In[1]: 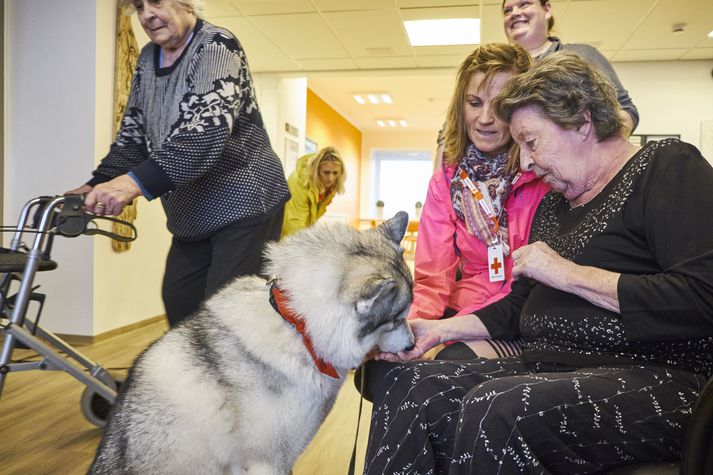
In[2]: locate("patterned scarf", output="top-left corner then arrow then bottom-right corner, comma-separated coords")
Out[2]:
450,143 -> 514,255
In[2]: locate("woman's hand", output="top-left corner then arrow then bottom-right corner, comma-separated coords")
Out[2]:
83,174 -> 143,216
511,241 -> 575,289
374,318 -> 445,362
65,184 -> 94,196
512,240 -> 621,313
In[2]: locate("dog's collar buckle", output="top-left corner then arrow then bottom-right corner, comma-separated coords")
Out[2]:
268,280 -> 339,379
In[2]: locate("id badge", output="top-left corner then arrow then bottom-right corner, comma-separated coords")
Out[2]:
488,244 -> 505,282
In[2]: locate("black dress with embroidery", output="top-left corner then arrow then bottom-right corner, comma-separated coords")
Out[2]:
478,138 -> 713,377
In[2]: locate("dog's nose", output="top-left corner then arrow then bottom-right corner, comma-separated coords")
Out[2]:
404,343 -> 415,352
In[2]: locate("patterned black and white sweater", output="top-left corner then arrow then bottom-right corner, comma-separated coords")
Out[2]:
89,20 -> 290,240
478,139 -> 713,377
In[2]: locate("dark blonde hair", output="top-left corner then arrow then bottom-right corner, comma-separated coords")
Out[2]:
120,0 -> 206,19
493,52 -> 625,140
309,147 -> 346,195
443,43 -> 532,167
502,0 -> 555,32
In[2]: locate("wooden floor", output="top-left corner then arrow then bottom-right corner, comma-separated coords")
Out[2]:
0,319 -> 372,475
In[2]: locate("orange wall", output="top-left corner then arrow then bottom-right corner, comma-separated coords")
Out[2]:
306,88 -> 362,226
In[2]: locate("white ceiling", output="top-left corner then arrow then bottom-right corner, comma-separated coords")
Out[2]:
202,0 -> 713,131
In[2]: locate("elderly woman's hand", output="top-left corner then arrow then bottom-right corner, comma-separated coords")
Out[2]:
84,174 -> 143,216
374,318 -> 444,362
65,184 -> 94,196
511,241 -> 576,289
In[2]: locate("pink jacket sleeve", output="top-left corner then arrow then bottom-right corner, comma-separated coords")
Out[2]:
408,165 -> 459,320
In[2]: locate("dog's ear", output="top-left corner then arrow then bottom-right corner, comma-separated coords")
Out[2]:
356,278 -> 397,318
378,211 -> 409,244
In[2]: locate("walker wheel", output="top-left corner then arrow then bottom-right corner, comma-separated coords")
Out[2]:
80,374 -> 124,428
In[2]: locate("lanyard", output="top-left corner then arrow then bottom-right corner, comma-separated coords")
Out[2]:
458,170 -> 500,232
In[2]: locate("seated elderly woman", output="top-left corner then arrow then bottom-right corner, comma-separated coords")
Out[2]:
361,53 -> 713,474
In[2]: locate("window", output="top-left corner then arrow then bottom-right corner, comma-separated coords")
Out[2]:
372,150 -> 432,220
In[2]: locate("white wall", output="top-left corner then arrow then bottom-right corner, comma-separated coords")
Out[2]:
5,0 -> 97,335
254,74 -> 307,174
252,74 -> 280,149
616,60 -> 713,160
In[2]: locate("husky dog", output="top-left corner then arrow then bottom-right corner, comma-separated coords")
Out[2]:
89,212 -> 414,475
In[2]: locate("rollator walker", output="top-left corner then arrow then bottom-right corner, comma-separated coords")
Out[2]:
0,194 -> 137,427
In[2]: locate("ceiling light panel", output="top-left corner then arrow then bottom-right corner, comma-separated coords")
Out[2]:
377,118 -> 408,128
353,92 -> 394,104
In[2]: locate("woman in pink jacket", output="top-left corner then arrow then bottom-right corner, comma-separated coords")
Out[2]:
409,43 -> 550,359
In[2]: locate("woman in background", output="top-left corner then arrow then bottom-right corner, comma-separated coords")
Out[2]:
281,146 -> 346,238
408,43 -> 549,359
502,0 -> 639,133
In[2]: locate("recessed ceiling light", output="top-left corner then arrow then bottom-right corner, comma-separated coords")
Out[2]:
355,92 -> 394,105
709,30 -> 713,38
404,18 -> 480,47
377,118 -> 408,128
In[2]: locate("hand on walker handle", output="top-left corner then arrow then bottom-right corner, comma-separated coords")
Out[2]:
65,184 -> 94,197
81,174 -> 143,216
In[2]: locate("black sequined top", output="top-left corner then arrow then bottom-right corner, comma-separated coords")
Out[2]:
478,139 -> 713,377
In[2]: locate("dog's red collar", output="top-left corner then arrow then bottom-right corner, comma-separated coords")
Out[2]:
269,281 -> 339,379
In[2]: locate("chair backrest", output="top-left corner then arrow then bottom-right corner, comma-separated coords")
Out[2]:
681,374 -> 713,475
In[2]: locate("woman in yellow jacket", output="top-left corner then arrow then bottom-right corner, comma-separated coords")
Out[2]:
281,146 -> 346,237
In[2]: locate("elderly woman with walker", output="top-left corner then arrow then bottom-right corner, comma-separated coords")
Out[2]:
68,0 -> 290,327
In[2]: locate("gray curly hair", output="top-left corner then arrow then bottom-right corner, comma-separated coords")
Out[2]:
119,0 -> 206,19
493,52 -> 624,140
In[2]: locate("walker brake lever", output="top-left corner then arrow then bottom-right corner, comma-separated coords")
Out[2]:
56,194 -> 88,237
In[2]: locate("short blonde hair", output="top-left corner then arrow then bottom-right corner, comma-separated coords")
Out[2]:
309,147 -> 346,195
443,43 -> 532,166
120,0 -> 206,19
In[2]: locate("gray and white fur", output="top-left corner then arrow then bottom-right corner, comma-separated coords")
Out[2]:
89,212 -> 414,475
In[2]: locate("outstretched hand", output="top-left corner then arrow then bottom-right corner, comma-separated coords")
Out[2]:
374,318 -> 444,362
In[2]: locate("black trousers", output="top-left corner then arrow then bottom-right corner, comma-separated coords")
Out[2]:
162,208 -> 284,326
362,358 -> 706,474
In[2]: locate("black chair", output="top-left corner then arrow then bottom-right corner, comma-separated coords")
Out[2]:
607,374 -> 713,475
